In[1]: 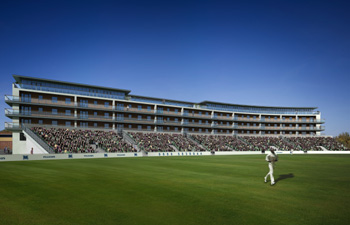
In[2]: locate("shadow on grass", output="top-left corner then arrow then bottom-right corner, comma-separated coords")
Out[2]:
276,173 -> 294,183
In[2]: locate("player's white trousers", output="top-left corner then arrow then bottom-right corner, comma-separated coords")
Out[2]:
265,163 -> 275,184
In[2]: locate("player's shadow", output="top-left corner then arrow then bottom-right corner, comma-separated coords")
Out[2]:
275,173 -> 294,183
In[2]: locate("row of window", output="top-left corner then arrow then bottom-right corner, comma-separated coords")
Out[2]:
21,79 -> 125,99
206,103 -> 315,115
19,94 -> 319,121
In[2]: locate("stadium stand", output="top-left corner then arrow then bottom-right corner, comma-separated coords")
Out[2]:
28,127 -> 347,154
32,127 -> 137,153
129,132 -> 205,152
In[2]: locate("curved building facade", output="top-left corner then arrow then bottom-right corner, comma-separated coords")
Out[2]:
5,75 -> 325,151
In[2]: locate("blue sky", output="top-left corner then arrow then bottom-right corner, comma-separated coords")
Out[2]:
0,0 -> 349,136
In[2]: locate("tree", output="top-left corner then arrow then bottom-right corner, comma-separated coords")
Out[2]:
336,132 -> 350,149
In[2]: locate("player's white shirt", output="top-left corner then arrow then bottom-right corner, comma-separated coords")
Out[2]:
265,151 -> 278,164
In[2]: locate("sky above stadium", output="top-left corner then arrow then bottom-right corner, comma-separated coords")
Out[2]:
0,0 -> 349,136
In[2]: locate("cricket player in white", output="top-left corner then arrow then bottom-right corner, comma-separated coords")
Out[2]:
264,148 -> 278,185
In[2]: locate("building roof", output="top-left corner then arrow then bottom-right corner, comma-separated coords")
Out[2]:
13,74 -> 131,94
199,101 -> 317,110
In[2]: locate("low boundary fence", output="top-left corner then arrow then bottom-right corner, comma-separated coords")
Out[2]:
1,151 -> 350,162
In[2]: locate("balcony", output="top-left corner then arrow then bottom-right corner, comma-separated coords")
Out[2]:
234,116 -> 325,124
182,122 -> 212,128
155,120 -> 181,126
118,118 -> 155,124
156,110 -> 181,116
5,122 -> 22,131
233,125 -> 325,131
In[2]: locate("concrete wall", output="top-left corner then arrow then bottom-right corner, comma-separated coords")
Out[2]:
12,132 -> 27,154
24,130 -> 48,154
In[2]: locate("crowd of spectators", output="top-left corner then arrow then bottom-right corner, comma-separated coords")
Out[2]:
238,136 -> 295,151
284,137 -> 347,151
192,135 -> 234,151
32,127 -> 136,153
192,135 -> 346,151
129,132 -> 204,152
31,127 -> 347,153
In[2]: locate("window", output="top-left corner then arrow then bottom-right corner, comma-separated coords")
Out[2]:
117,103 -> 124,111
66,121 -> 71,126
147,126 -> 151,131
104,123 -> 109,128
38,120 -> 43,125
129,125 -> 132,129
147,106 -> 151,111
147,116 -> 151,121
52,109 -> 58,115
138,115 -> 142,120
80,99 -> 88,107
65,98 -> 71,104
21,93 -> 31,102
52,97 -> 58,103
129,114 -> 132,118
80,122 -> 88,127
38,107 -> 43,112
94,123 -> 97,127
175,118 -> 178,123
94,112 -> 97,117
80,111 -> 88,119
138,105 -> 142,110
65,110 -> 71,116
138,125 -> 142,130
117,114 -> 124,121
175,127 -> 178,131
104,102 -> 109,108
175,109 -> 178,113
199,120 -> 202,124
38,95 -> 43,101
104,113 -> 109,118
94,101 -> 97,105
52,120 -> 58,126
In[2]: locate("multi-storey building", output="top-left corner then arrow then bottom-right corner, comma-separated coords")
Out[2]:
5,75 -> 325,152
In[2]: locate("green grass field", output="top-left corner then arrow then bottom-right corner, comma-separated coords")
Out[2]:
0,154 -> 349,225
